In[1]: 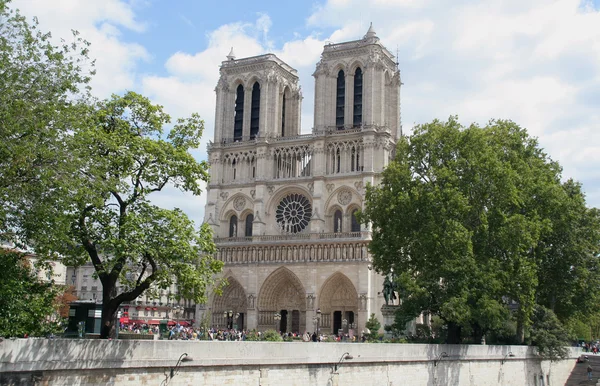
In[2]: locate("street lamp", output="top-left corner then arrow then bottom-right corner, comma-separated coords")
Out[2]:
333,352 -> 353,373
223,310 -> 234,329
274,312 -> 281,331
434,352 -> 448,366
312,308 -> 322,338
160,353 -> 193,386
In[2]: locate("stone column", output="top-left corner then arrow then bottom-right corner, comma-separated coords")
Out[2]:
243,86 -> 252,139
214,86 -> 226,143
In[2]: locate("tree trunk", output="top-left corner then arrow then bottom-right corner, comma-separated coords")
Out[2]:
446,322 -> 462,344
516,306 -> 526,344
100,283 -> 118,339
472,323 -> 484,344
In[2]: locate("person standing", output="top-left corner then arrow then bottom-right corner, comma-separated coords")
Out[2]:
588,364 -> 593,381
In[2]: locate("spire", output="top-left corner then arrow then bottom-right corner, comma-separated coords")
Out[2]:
364,22 -> 376,39
226,47 -> 236,61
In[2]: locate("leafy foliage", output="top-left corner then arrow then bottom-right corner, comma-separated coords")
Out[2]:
365,313 -> 381,341
262,329 -> 284,342
0,0 -> 93,238
0,250 -> 63,337
0,1 -> 223,339
362,117 -> 600,346
528,305 -> 571,360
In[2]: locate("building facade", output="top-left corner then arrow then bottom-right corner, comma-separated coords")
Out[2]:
198,25 -> 402,334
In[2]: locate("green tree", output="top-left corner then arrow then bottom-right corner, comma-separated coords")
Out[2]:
0,250 -> 63,337
365,313 -> 381,341
0,0 -> 93,237
263,329 -> 284,341
362,117 -> 600,344
24,92 -> 224,338
529,305 -> 571,360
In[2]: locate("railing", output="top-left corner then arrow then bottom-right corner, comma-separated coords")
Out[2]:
221,53 -> 298,75
215,231 -> 370,244
214,240 -> 371,265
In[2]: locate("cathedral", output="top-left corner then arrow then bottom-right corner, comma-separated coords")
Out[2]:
197,24 -> 402,335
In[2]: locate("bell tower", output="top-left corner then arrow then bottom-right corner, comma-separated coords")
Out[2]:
313,23 -> 401,139
213,50 -> 302,145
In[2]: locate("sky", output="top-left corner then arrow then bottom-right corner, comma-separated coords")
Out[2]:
11,0 -> 600,226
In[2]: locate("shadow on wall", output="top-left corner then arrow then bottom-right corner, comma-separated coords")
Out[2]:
426,344 -> 469,386
0,338 -> 141,371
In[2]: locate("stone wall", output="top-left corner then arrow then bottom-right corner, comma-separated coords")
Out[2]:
0,339 -> 579,386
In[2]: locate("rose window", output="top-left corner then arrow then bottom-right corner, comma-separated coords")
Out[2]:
276,193 -> 312,233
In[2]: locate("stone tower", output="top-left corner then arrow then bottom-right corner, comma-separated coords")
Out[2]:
199,25 -> 404,335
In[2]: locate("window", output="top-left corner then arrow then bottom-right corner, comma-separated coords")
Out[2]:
245,214 -> 254,237
281,93 -> 286,136
336,70 -> 345,129
250,82 -> 260,139
229,215 -> 238,237
351,209 -> 360,232
276,193 -> 312,234
353,68 -> 363,126
232,159 -> 237,180
334,210 -> 343,233
234,85 -> 244,140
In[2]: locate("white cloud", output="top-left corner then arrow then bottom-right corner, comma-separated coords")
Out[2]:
13,0 -> 600,220
306,0 -> 600,206
12,0 -> 149,98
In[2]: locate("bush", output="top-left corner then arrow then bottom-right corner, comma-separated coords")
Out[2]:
365,313 -> 381,341
262,329 -> 283,342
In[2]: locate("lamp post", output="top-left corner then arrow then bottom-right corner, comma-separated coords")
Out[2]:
333,352 -> 353,373
222,310 -> 234,329
312,308 -> 322,338
274,312 -> 281,331
160,353 -> 193,386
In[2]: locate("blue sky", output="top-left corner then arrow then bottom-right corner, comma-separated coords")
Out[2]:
12,0 -> 600,226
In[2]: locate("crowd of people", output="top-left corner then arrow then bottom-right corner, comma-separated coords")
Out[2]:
118,322 -> 366,342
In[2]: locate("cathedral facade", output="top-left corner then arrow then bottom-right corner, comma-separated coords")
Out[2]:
198,25 -> 402,335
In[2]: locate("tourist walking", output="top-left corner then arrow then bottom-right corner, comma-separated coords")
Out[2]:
587,364 -> 593,381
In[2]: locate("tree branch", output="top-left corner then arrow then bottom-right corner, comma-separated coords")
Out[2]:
78,204 -> 105,280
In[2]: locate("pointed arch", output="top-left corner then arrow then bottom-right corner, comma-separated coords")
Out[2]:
318,272 -> 359,333
353,67 -> 363,126
234,84 -> 244,140
229,215 -> 238,237
334,210 -> 343,233
258,267 -> 306,311
336,69 -> 345,129
281,86 -> 291,137
250,81 -> 260,139
211,276 -> 248,328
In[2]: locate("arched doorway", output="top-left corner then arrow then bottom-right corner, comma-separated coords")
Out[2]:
258,267 -> 306,333
212,276 -> 247,330
319,272 -> 359,335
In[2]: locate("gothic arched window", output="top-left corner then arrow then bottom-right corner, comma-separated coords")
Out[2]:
334,210 -> 343,233
281,93 -> 286,137
245,214 -> 254,237
353,67 -> 363,126
234,85 -> 244,140
336,70 -> 345,129
250,82 -> 260,139
229,215 -> 238,237
351,209 -> 360,232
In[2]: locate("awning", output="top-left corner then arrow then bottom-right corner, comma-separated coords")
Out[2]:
179,321 -> 191,327
147,319 -> 161,325
119,317 -> 130,324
